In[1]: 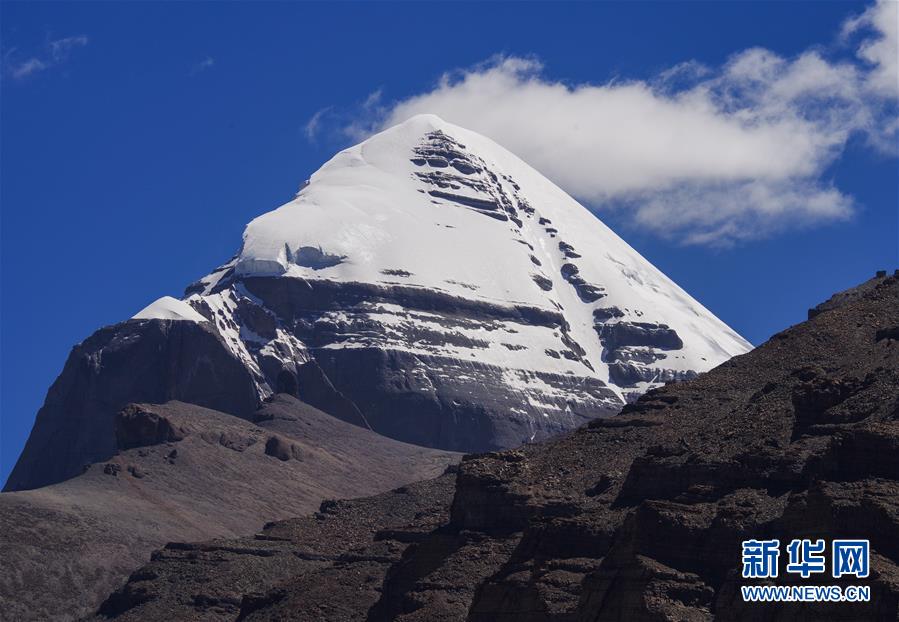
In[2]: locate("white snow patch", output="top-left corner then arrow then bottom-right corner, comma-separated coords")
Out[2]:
132,296 -> 207,323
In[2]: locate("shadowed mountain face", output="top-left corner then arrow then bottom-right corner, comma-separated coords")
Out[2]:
94,274 -> 899,621
0,396 -> 458,622
4,319 -> 261,492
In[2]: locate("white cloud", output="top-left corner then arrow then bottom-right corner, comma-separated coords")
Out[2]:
844,0 -> 898,98
3,35 -> 88,80
629,180 -> 854,247
325,1 -> 897,246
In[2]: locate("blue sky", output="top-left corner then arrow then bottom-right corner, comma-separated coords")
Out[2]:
1,1 -> 896,486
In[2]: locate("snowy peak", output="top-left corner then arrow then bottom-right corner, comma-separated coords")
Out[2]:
200,114 -> 749,394
180,114 -> 752,449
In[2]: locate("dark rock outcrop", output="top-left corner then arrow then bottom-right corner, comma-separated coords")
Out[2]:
264,434 -> 302,461
558,241 -> 582,259
115,404 -> 187,449
595,321 -> 684,352
593,320 -> 697,387
100,276 -> 899,621
560,262 -> 606,302
596,320 -> 689,389
4,318 -> 259,492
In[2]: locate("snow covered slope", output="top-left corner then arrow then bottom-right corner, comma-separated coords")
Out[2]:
175,114 -> 750,450
133,296 -> 207,322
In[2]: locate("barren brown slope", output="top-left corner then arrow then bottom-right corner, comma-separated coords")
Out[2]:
0,395 -> 459,622
96,273 -> 899,621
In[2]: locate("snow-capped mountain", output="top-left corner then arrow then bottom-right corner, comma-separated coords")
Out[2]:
7,114 -> 750,492
182,114 -> 750,443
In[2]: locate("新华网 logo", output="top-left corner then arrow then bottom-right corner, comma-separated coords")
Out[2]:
739,538 -> 871,603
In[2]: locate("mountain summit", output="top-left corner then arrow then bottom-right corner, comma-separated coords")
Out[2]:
188,114 -> 749,431
7,114 -> 749,491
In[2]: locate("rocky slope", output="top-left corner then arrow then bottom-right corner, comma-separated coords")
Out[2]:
5,317 -> 260,491
6,115 -> 749,492
0,395 -> 458,622
96,273 -> 899,621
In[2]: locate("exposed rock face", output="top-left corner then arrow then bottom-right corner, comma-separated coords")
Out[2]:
4,318 -> 259,492
225,276 -> 620,451
99,275 -> 899,621
116,403 -> 187,448
596,320 -> 697,390
0,396 -> 458,622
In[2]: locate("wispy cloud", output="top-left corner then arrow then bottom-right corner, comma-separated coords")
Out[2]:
305,87 -> 385,144
304,106 -> 332,141
3,35 -> 88,80
8,57 -> 49,80
316,0 -> 897,247
843,0 -> 898,99
190,56 -> 215,76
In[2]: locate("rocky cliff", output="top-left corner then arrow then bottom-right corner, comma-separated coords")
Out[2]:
5,318 -> 260,491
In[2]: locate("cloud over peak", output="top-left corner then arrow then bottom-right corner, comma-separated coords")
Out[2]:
315,1 -> 896,246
